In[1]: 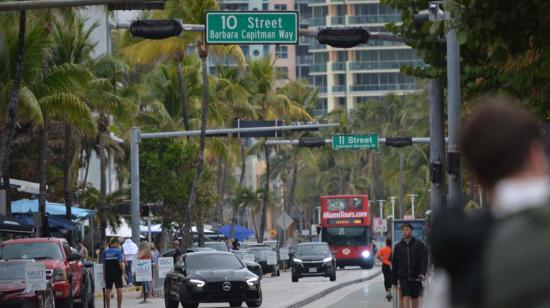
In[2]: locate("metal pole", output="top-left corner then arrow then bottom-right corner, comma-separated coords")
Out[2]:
399,153 -> 404,218
409,194 -> 417,219
389,197 -> 396,220
147,207 -> 152,242
131,128 -> 141,245
0,0 -> 159,11
429,78 -> 446,215
446,16 -> 462,208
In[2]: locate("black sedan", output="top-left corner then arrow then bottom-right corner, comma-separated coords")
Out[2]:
291,242 -> 336,282
231,250 -> 263,278
247,247 -> 280,277
164,252 -> 262,308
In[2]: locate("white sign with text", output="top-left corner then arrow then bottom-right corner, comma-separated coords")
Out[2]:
25,262 -> 47,291
93,263 -> 105,289
157,257 -> 174,279
135,259 -> 152,282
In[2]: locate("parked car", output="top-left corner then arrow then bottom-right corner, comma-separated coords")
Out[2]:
0,259 -> 56,308
0,238 -> 94,308
161,247 -> 215,258
193,241 -> 229,252
291,242 -> 336,282
164,252 -> 262,308
231,250 -> 263,278
247,247 -> 280,277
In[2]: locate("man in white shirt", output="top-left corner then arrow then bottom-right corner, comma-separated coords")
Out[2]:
122,238 -> 138,286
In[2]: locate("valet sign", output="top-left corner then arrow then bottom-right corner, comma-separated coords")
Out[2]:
206,11 -> 299,44
25,262 -> 47,291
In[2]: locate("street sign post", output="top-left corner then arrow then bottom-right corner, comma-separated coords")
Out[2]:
206,11 -> 298,45
332,134 -> 379,150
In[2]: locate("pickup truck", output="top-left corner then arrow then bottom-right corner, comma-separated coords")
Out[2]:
0,238 -> 94,308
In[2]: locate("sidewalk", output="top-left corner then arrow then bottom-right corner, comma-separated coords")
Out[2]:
94,290 -> 163,308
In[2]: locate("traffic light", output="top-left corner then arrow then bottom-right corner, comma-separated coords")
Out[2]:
385,137 -> 413,148
298,137 -> 326,148
130,20 -> 183,40
317,28 -> 370,48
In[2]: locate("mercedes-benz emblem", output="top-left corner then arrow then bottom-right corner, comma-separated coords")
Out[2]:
222,281 -> 232,292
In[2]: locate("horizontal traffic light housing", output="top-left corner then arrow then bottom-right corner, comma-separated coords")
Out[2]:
317,28 -> 370,48
130,19 -> 183,39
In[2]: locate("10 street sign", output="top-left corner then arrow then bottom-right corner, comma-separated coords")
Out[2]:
332,134 -> 379,150
206,11 -> 298,44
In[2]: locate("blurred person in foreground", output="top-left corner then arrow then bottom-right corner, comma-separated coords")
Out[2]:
428,102 -> 550,308
376,237 -> 393,302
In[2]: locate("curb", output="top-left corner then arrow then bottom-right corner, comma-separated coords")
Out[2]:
284,270 -> 382,308
94,286 -> 142,299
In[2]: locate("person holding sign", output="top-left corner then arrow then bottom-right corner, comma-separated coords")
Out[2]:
103,238 -> 126,308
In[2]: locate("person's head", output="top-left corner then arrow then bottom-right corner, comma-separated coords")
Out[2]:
460,102 -> 547,194
386,238 -> 392,247
110,237 -> 121,248
140,241 -> 151,255
402,224 -> 413,239
172,240 -> 179,248
76,240 -> 84,247
150,242 -> 156,251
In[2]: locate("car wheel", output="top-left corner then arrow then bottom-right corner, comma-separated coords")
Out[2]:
164,291 -> 179,308
338,265 -> 344,269
229,300 -> 242,307
76,276 -> 91,308
360,264 -> 373,270
181,301 -> 198,308
276,268 -> 280,277
291,272 -> 298,283
246,287 -> 262,307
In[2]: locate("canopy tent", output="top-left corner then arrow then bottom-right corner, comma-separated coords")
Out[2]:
0,214 -> 33,234
108,218 -> 145,239
13,214 -> 77,233
217,224 -> 255,241
11,199 -> 92,219
140,224 -> 162,234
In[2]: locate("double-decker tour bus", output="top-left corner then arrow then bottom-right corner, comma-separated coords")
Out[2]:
320,195 -> 374,269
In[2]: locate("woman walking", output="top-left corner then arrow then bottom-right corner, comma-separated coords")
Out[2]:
376,238 -> 393,302
137,241 -> 153,298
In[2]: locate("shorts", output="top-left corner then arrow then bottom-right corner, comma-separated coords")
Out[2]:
399,278 -> 423,299
105,275 -> 123,289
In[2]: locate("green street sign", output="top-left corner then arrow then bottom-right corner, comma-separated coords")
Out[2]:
332,134 -> 379,150
205,11 -> 299,45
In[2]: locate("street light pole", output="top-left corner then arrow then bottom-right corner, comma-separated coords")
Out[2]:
389,196 -> 397,221
409,194 -> 418,219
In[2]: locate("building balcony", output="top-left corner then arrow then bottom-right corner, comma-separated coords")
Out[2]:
349,60 -> 424,71
310,64 -> 327,73
332,62 -> 346,71
350,83 -> 417,92
318,86 -> 328,93
347,14 -> 401,25
332,85 -> 347,93
309,17 -> 326,26
330,16 -> 346,25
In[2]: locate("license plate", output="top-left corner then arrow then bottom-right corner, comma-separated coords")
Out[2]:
308,267 -> 317,273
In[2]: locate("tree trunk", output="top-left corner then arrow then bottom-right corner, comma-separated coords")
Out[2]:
286,162 -> 298,214
216,158 -> 226,223
82,148 -> 91,188
63,125 -> 74,244
37,114 -> 49,237
251,206 -> 260,242
259,145 -> 271,243
0,10 -> 26,181
176,55 -> 190,131
98,114 -> 108,244
229,141 -> 247,240
183,44 -> 209,250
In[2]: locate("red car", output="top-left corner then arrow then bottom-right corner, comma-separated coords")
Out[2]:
0,238 -> 94,308
0,259 -> 56,308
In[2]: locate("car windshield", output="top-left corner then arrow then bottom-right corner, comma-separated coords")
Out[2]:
0,262 -> 27,280
186,254 -> 244,271
0,242 -> 63,261
248,248 -> 271,259
202,242 -> 227,252
296,244 -> 329,255
322,226 -> 371,247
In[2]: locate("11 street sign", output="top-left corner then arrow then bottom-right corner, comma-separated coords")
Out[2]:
332,134 -> 379,150
206,11 -> 298,44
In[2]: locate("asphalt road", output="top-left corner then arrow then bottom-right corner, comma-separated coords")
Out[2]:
94,267 -> 380,308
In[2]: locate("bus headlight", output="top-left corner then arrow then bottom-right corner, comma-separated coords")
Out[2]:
361,251 -> 371,258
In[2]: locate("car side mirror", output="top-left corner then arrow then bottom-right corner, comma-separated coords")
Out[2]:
174,261 -> 185,272
67,253 -> 81,262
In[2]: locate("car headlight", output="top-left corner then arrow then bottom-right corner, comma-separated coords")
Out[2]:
189,279 -> 205,287
246,277 -> 259,286
53,268 -> 67,282
322,257 -> 332,263
293,258 -> 302,263
361,251 -> 371,258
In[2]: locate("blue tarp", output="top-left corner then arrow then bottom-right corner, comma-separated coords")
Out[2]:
11,199 -> 92,219
217,224 -> 255,241
13,214 -> 77,232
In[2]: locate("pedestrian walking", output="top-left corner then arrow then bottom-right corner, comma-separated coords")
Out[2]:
232,238 -> 240,250
122,237 -> 138,286
137,241 -> 153,298
392,223 -> 428,308
172,239 -> 182,264
76,240 -> 88,259
376,238 -> 393,302
103,238 -> 126,308
456,102 -> 550,308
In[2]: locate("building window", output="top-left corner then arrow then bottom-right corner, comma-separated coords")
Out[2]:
275,46 -> 288,59
274,4 -> 287,10
276,67 -> 288,79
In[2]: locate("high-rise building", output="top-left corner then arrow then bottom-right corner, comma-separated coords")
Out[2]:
306,0 -> 424,114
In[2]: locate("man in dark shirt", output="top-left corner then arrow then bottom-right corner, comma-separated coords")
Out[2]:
103,238 -> 126,308
172,239 -> 182,264
392,223 -> 428,308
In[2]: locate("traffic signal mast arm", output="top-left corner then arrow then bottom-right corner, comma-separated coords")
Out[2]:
267,137 -> 448,147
